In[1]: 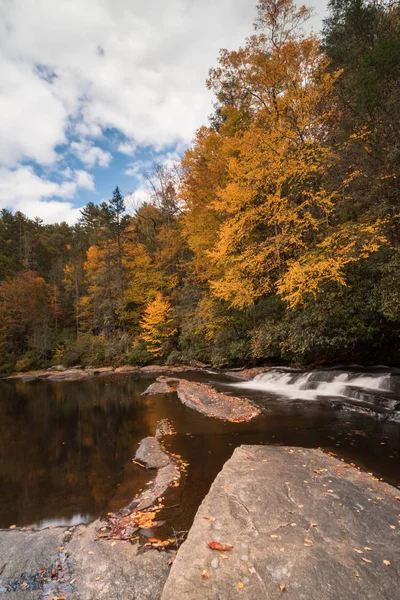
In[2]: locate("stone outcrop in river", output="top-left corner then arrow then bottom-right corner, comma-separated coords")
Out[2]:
162,445 -> 400,600
176,379 -> 261,422
1,445 -> 400,599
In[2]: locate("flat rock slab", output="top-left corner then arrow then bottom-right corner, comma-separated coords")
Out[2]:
67,520 -> 170,599
135,436 -> 171,469
0,522 -> 170,600
0,527 -> 66,597
177,380 -> 260,422
162,446 -> 400,600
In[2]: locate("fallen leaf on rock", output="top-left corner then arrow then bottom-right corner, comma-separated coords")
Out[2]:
304,539 -> 313,545
280,584 -> 286,592
390,525 -> 396,529
201,570 -> 211,580
364,547 -> 372,551
249,567 -> 256,574
383,560 -> 391,566
168,557 -> 175,565
203,516 -> 216,521
270,534 -> 280,539
354,549 -> 363,554
208,541 -> 233,551
361,558 -> 372,563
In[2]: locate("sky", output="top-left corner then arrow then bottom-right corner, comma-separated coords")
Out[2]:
0,0 -> 328,224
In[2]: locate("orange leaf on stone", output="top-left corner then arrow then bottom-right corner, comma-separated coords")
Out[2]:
207,541 -> 233,551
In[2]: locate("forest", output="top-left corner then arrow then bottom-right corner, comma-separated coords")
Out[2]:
0,0 -> 399,374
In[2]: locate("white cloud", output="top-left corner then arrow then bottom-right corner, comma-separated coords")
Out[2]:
118,141 -> 137,155
70,140 -> 112,168
0,0 -> 262,169
0,0 -> 328,221
0,166 -> 93,223
73,169 -> 95,190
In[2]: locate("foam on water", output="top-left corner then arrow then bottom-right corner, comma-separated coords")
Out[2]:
233,369 -> 400,416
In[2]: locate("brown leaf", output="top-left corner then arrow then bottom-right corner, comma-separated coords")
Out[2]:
207,541 -> 233,551
280,584 -> 286,592
361,558 -> 372,564
201,569 -> 211,580
383,560 -> 391,566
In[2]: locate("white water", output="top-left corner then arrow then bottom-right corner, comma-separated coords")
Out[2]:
233,369 -> 400,414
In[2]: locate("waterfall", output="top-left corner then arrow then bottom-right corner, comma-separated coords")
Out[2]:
233,369 -> 400,417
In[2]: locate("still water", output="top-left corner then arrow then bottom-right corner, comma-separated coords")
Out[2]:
0,370 -> 399,533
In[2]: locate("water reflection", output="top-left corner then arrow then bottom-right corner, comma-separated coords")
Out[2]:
0,372 -> 399,533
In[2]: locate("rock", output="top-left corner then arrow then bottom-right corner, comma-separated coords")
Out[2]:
224,366 -> 271,380
18,375 -> 37,383
67,520 -> 170,599
162,445 -> 400,600
46,364 -> 66,372
87,366 -> 115,375
135,462 -> 181,511
114,365 -> 140,373
0,526 -> 66,597
0,522 -> 170,600
140,365 -> 172,373
155,418 -> 176,437
134,437 -> 171,469
189,360 -> 209,368
176,379 -> 261,422
142,381 -> 174,395
46,369 -> 91,381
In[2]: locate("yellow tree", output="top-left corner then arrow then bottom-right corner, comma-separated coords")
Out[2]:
204,0 -> 387,308
204,0 -> 341,308
140,293 -> 177,357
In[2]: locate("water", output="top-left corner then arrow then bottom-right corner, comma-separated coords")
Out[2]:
233,368 -> 400,417
0,370 -> 399,534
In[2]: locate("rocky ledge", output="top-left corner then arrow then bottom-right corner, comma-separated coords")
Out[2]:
176,379 -> 261,422
5,365 -> 201,383
1,445 -> 399,599
162,445 -> 400,600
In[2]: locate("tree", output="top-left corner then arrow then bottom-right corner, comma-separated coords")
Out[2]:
140,293 -> 177,357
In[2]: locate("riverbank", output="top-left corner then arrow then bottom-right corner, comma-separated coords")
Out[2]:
3,363 -> 204,382
1,446 -> 399,599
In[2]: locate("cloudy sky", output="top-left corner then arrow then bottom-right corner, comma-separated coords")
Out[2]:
0,0 -> 328,224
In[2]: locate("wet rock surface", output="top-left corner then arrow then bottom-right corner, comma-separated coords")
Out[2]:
162,445 -> 400,600
0,522 -> 170,600
134,436 -> 171,469
176,379 -> 261,422
67,520 -> 170,599
142,381 -> 174,396
0,527 -> 66,597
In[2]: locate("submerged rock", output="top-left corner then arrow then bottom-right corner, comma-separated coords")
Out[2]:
176,379 -> 261,422
162,445 -> 400,600
134,436 -> 171,469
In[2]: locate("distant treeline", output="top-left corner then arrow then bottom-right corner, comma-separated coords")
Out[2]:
1,0 -> 399,373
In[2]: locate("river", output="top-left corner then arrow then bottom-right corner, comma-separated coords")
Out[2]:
0,368 -> 399,535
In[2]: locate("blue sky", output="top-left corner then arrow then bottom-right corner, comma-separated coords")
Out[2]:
0,0 -> 328,224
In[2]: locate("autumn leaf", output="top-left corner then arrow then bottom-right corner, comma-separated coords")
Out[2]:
207,541 -> 233,551
201,570 -> 211,580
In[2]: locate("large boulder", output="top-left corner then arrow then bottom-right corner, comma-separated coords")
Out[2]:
162,445 -> 400,600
